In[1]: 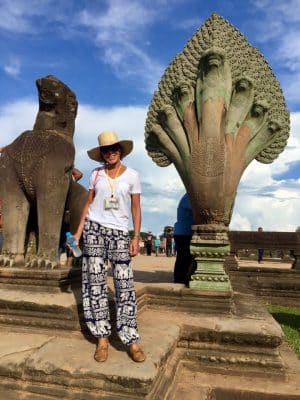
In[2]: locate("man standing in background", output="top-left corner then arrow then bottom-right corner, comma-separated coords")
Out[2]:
173,193 -> 194,284
257,227 -> 264,264
146,231 -> 153,256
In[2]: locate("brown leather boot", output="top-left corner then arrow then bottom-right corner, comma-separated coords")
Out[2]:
128,343 -> 146,362
94,338 -> 108,362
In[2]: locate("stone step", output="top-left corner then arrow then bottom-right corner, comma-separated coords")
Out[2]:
0,280 -> 234,332
0,266 -> 81,292
0,287 -> 81,330
0,303 -> 297,399
0,312 -> 181,400
166,355 -> 300,400
0,288 -> 285,375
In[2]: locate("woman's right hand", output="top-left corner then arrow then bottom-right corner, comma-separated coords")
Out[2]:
73,232 -> 81,246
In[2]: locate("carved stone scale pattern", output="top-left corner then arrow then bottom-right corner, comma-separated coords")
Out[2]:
144,13 -> 290,291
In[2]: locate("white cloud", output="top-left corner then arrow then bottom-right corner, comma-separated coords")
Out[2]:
0,0 -> 32,33
282,71 -> 300,104
0,0 -> 55,33
230,212 -> 252,231
175,17 -> 205,31
254,0 -> 300,22
79,1 -> 155,43
0,0 -> 77,35
239,112 -> 300,183
277,31 -> 300,71
252,0 -> 300,88
3,57 -> 21,78
230,190 -> 300,232
1,99 -> 299,233
0,1 -> 185,93
231,112 -> 300,231
78,0 -> 165,93
0,99 -> 37,140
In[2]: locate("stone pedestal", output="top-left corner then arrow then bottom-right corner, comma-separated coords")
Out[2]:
189,225 -> 232,293
0,265 -> 82,331
0,265 -> 81,293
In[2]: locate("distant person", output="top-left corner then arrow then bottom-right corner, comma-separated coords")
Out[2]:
154,237 -> 160,256
173,193 -> 195,284
146,231 -> 153,256
0,198 -> 3,252
0,148 -> 4,251
59,167 -> 84,256
165,227 -> 173,257
171,237 -> 176,256
72,167 -> 83,182
138,237 -> 145,254
160,237 -> 166,254
257,226 -> 264,264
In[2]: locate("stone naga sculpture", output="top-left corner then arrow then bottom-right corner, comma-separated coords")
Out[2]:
0,75 -> 87,268
145,13 -> 289,291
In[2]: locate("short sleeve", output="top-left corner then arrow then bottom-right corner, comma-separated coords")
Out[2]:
88,168 -> 100,190
131,170 -> 142,194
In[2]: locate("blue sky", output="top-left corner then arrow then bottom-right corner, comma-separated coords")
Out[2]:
1,0 -> 300,235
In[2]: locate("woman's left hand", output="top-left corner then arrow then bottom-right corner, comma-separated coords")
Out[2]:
130,237 -> 140,257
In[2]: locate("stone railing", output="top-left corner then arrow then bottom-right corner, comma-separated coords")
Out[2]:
227,231 -> 300,270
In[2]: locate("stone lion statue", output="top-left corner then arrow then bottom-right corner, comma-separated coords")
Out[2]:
0,75 -> 87,268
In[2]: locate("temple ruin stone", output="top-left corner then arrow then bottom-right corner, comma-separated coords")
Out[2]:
0,75 -> 87,269
145,13 -> 289,291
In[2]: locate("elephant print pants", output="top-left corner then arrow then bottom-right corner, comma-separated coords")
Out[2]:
82,219 -> 139,345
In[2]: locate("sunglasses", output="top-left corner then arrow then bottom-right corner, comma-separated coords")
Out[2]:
100,144 -> 121,154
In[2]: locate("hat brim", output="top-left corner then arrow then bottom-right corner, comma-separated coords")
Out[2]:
87,140 -> 133,162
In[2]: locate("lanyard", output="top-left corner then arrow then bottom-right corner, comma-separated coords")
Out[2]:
92,168 -> 100,189
106,164 -> 122,198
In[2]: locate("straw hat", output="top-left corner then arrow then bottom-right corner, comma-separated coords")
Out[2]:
87,131 -> 133,162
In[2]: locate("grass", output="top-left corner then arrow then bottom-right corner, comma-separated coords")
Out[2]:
267,304 -> 300,357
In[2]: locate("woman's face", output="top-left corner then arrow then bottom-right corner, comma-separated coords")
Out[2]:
101,144 -> 122,166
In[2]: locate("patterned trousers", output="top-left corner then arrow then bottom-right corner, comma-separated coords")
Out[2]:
82,219 -> 139,345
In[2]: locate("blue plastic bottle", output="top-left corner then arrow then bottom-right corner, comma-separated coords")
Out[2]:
66,232 -> 82,258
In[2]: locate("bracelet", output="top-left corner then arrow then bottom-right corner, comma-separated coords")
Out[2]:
133,234 -> 140,238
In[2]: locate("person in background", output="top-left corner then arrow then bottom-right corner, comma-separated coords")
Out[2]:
165,228 -> 173,257
171,237 -> 176,256
257,226 -> 264,264
73,131 -> 145,363
72,167 -> 83,182
173,193 -> 194,284
160,237 -> 166,254
146,231 -> 153,256
0,147 -> 4,252
154,236 -> 160,256
59,167 -> 84,259
0,198 -> 3,253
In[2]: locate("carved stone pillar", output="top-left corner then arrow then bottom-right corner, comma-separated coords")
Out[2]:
144,13 -> 290,293
189,224 -> 232,293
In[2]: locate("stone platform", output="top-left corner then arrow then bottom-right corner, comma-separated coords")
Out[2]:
0,255 -> 299,399
227,259 -> 300,306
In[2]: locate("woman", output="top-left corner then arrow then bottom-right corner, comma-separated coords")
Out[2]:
74,131 -> 145,363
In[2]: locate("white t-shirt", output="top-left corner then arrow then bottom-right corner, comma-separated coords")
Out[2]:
86,166 -> 141,232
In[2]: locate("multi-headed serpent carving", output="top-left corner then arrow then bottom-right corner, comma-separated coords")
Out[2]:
145,13 -> 289,227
